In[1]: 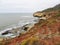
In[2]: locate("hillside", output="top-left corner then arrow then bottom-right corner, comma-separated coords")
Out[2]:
4,12 -> 60,45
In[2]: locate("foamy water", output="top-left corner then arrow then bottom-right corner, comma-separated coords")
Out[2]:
0,13 -> 34,30
0,13 -> 38,38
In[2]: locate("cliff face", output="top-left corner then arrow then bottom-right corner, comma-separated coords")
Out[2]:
1,4 -> 60,45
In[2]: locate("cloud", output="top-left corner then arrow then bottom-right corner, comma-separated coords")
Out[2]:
0,0 -> 60,13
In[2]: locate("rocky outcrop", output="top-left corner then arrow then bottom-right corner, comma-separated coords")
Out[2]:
33,10 -> 60,20
33,11 -> 43,17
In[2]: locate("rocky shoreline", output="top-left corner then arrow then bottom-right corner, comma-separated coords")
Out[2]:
0,17 -> 39,41
0,4 -> 60,45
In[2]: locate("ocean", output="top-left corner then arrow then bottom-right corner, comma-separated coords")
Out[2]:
0,13 -> 37,30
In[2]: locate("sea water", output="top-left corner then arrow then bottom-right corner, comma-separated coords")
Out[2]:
0,13 -> 39,38
0,13 -> 38,30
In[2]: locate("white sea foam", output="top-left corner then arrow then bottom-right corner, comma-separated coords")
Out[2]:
0,14 -> 38,38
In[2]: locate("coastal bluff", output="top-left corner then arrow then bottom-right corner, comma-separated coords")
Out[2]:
0,4 -> 60,45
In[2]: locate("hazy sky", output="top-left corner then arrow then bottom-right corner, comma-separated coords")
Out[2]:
0,0 -> 60,13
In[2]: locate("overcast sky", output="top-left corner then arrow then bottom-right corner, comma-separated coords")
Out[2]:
0,0 -> 60,13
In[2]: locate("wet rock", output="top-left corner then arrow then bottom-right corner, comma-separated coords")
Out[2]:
1,31 -> 10,35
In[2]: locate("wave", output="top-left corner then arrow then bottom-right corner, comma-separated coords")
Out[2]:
0,16 -> 38,38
